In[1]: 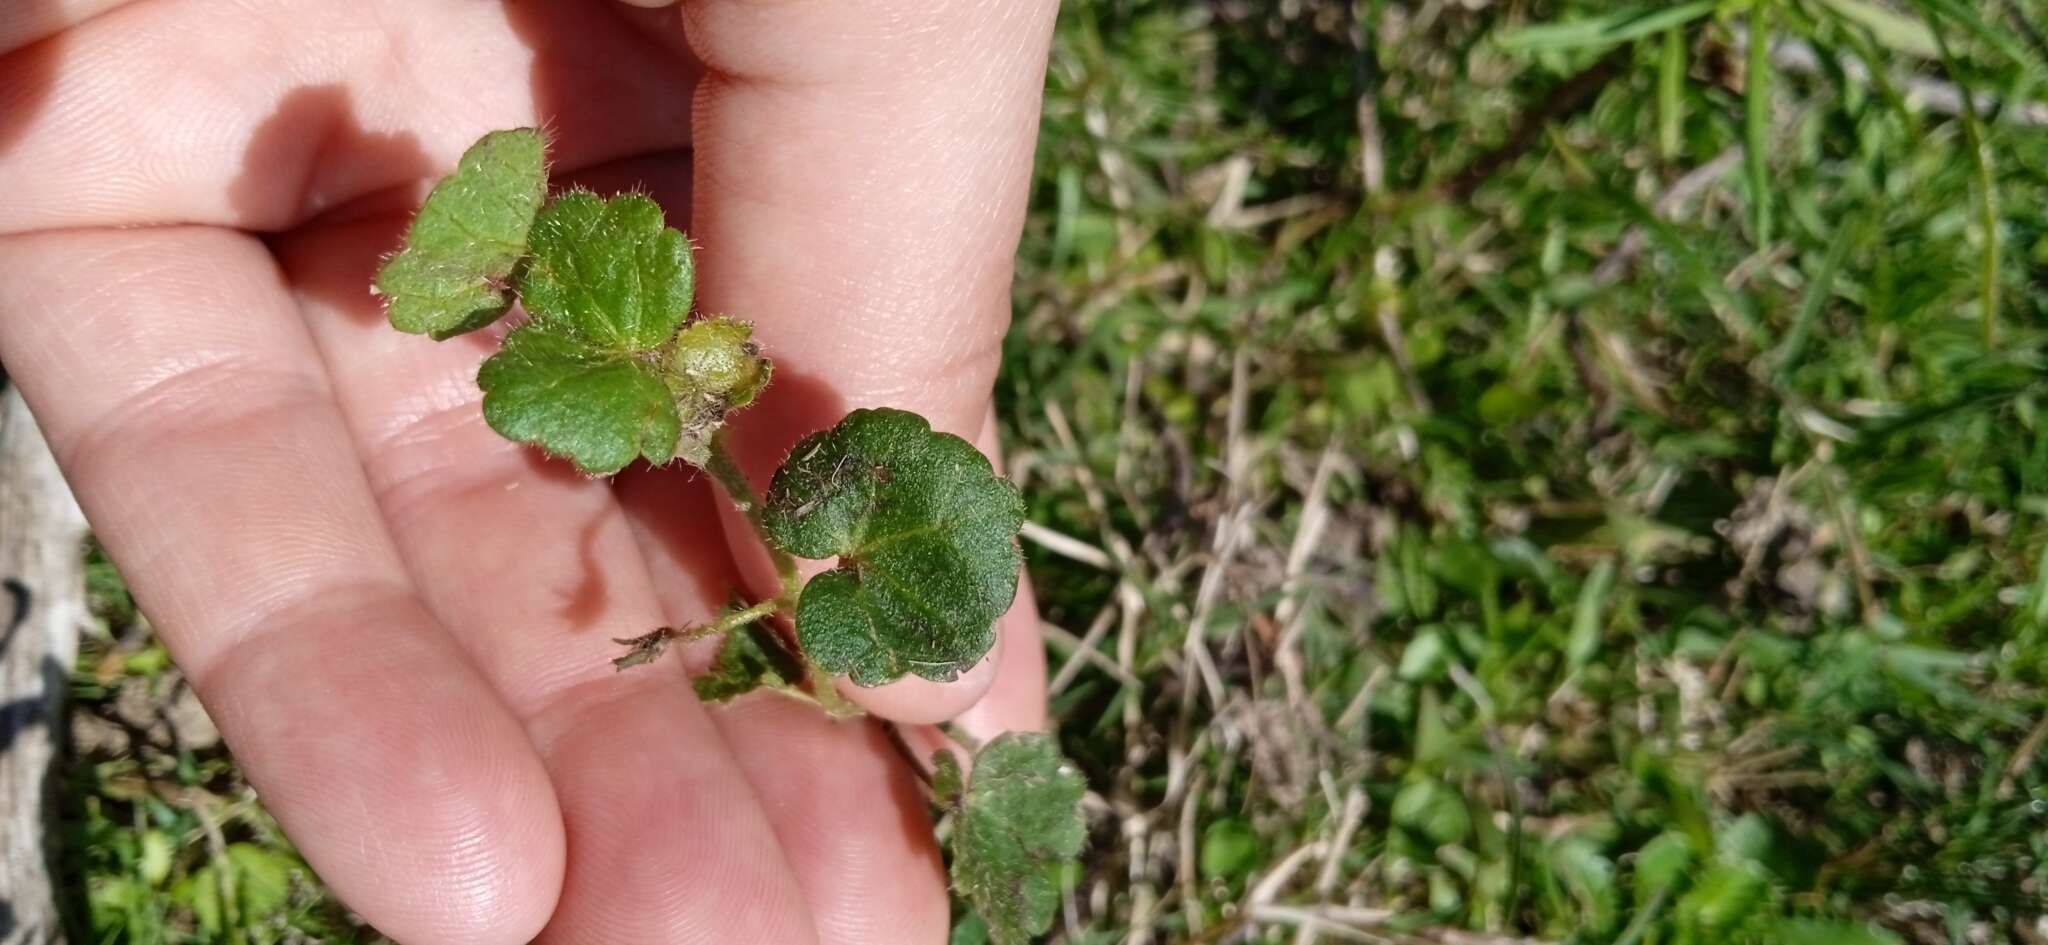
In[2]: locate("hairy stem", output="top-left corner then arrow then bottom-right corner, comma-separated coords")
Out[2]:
708,598 -> 782,636
705,431 -> 804,605
611,598 -> 783,670
703,433 -> 861,714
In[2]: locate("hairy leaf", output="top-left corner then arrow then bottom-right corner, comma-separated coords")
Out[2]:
519,190 -> 695,348
761,408 -> 1024,685
477,191 -> 696,475
945,734 -> 1086,945
375,129 -> 547,339
478,328 -> 679,476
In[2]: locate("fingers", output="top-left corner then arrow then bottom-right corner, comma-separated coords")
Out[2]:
710,698 -> 952,945
683,0 -> 1058,721
0,0 -> 696,234
951,424 -> 1046,743
277,212 -> 820,945
955,583 -> 1048,739
0,227 -> 562,945
275,216 -> 685,712
0,0 -> 134,55
525,672 -> 821,945
617,466 -> 951,945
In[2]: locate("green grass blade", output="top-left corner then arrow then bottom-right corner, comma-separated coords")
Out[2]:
1774,217 -> 1857,382
1918,1 -> 2002,346
1659,27 -> 1686,160
1815,0 -> 1940,59
1568,559 -> 1617,674
1496,2 -> 1715,53
1746,4 -> 1774,248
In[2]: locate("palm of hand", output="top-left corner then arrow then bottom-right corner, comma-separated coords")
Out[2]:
0,0 -> 1056,942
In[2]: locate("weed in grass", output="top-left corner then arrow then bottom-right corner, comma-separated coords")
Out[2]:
60,0 -> 2048,942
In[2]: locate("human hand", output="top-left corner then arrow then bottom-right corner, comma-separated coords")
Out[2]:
0,0 -> 1056,941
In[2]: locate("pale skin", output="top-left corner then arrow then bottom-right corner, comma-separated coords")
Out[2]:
0,0 -> 1057,941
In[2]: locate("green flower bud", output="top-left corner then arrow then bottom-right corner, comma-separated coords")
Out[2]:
669,316 -> 771,409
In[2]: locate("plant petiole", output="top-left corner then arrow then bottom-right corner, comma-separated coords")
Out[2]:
704,431 -> 804,605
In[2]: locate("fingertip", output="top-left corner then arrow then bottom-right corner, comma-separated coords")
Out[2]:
953,579 -> 1048,740
838,629 -> 1003,724
197,611 -> 567,945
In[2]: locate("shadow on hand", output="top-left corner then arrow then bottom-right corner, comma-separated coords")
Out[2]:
500,0 -> 698,177
228,84 -> 431,234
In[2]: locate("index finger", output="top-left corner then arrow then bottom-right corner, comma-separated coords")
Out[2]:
0,227 -> 565,945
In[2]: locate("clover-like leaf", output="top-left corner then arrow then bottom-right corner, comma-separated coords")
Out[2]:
693,623 -> 805,704
476,191 -> 697,475
942,733 -> 1087,945
478,328 -> 680,476
374,128 -> 547,339
519,190 -> 693,348
761,408 -> 1024,686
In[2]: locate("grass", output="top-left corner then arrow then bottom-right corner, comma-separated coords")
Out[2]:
56,1 -> 2048,942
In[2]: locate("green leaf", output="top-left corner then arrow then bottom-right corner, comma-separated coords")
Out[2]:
763,408 -> 1025,686
946,733 -> 1086,945
1548,836 -> 1619,933
1567,558 -> 1616,673
477,191 -> 698,475
1675,861 -> 1773,940
375,129 -> 547,339
478,326 -> 681,476
1634,830 -> 1697,902
518,190 -> 695,350
1398,627 -> 1451,681
1199,817 -> 1262,880
1391,777 -> 1471,847
693,623 -> 804,704
174,869 -> 225,936
932,749 -> 967,809
225,843 -> 295,919
139,830 -> 174,887
949,916 -> 990,945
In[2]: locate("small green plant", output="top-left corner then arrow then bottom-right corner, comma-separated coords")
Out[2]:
374,128 -> 1085,943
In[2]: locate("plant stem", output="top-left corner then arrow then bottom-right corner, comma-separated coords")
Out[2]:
705,431 -> 803,604
806,665 -> 863,717
702,432 -> 861,714
708,598 -> 781,637
611,598 -> 783,670
942,723 -> 985,755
